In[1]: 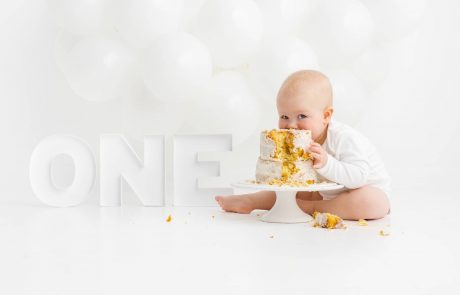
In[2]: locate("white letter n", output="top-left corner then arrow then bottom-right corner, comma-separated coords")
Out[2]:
100,135 -> 164,206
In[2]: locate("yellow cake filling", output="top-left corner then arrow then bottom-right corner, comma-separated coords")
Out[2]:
267,129 -> 311,181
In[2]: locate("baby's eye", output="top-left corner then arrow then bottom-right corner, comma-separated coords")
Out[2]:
298,114 -> 308,119
280,115 -> 289,120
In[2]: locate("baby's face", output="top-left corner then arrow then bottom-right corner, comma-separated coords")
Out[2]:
277,95 -> 328,142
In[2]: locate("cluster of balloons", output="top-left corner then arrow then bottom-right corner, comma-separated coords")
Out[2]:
50,0 -> 427,145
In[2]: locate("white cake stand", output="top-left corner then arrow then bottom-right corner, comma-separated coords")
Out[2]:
231,181 -> 344,223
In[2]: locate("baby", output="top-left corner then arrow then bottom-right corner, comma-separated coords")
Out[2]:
215,69 -> 391,220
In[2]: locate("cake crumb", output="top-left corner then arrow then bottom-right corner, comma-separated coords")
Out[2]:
357,219 -> 368,226
252,179 -> 335,187
166,215 -> 172,222
267,178 -> 316,187
312,211 -> 345,229
379,230 -> 389,236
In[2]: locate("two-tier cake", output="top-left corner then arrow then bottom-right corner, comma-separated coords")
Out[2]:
255,129 -> 318,185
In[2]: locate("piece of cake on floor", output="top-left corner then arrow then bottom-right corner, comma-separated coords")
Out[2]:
256,129 -> 318,185
312,211 -> 346,229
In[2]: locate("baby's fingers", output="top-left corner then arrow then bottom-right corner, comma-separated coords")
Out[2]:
309,152 -> 320,160
312,163 -> 322,169
309,145 -> 322,153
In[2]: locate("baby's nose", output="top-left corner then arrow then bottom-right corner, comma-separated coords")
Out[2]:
287,122 -> 297,129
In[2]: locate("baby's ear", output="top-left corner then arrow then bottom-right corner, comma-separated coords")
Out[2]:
323,106 -> 334,120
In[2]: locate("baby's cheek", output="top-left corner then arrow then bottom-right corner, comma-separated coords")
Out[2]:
298,121 -> 310,131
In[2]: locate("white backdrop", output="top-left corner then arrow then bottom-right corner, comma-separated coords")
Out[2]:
1,0 -> 459,206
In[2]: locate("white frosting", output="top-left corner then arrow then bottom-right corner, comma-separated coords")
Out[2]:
292,130 -> 312,151
260,132 -> 276,160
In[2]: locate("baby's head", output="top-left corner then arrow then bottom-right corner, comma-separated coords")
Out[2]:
276,69 -> 334,143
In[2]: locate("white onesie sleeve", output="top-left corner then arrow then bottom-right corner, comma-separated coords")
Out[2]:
315,133 -> 372,189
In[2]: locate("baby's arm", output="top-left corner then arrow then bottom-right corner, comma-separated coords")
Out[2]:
317,155 -> 370,188
310,137 -> 370,189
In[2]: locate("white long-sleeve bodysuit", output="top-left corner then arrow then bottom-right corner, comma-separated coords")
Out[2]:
315,119 -> 391,200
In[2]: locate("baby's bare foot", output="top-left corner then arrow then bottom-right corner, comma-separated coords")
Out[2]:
215,195 -> 254,214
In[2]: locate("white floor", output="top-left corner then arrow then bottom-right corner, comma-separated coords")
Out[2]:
1,189 -> 459,295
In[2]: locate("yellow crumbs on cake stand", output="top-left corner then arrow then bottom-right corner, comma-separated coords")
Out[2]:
267,179 -> 316,187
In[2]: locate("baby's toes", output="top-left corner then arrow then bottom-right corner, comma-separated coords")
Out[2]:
215,196 -> 224,206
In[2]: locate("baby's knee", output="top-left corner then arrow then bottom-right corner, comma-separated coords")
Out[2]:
349,187 -> 390,219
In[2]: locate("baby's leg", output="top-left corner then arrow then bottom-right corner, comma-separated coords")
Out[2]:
296,191 -> 323,201
296,186 -> 390,220
215,190 -> 276,214
216,191 -> 322,214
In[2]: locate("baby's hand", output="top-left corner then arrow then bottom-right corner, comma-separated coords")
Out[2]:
309,142 -> 328,169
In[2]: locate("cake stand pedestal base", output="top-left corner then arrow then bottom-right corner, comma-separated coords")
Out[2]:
260,190 -> 312,223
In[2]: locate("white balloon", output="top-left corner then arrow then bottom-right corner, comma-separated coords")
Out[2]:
182,0 -> 206,29
122,84 -> 185,142
53,30 -> 80,73
361,0 -> 427,42
248,35 -> 319,101
113,0 -> 183,49
192,0 -> 263,68
64,37 -> 135,102
0,2 -> 26,26
255,0 -> 311,35
325,69 -> 367,127
352,45 -> 391,91
47,0 -> 110,35
180,71 -> 261,146
300,0 -> 374,66
143,32 -> 212,103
